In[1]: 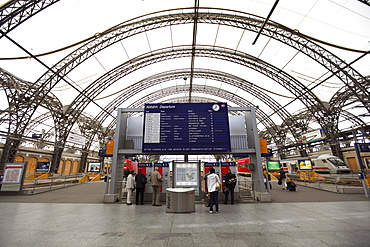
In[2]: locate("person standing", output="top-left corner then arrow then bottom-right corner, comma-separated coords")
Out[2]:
279,167 -> 287,190
126,170 -> 135,205
207,168 -> 221,214
204,171 -> 211,207
135,169 -> 147,205
150,167 -> 163,206
223,169 -> 236,205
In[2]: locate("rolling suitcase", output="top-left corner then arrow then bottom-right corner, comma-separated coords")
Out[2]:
286,181 -> 296,191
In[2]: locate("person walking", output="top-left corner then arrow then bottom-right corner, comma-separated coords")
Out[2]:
223,169 -> 237,205
207,168 -> 221,214
150,167 -> 163,206
135,169 -> 147,205
126,170 -> 135,205
279,167 -> 287,190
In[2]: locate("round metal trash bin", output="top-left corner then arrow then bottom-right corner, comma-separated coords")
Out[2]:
166,188 -> 195,213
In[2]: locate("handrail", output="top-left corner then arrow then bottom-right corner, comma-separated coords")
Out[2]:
25,173 -> 84,194
288,172 -> 363,193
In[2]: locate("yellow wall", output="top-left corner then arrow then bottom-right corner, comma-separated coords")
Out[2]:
58,160 -> 64,174
72,160 -> 79,173
14,155 -> 24,163
64,160 -> 72,175
26,157 -> 38,175
347,157 -> 358,170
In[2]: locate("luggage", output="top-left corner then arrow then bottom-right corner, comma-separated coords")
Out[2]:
286,181 -> 297,191
288,187 -> 296,191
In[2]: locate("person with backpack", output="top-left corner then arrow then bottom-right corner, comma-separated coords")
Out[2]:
223,169 -> 237,205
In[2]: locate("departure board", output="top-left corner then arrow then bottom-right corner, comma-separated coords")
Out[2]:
142,103 -> 231,153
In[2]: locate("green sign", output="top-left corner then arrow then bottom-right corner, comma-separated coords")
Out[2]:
267,161 -> 281,171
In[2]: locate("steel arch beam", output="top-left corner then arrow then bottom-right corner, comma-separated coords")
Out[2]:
161,96 -> 256,117
330,75 -> 370,112
91,68 -> 297,137
126,84 -> 275,131
2,8 -> 366,169
11,7 -> 355,154
80,86 -> 281,169
85,81 -> 281,156
340,110 -> 368,128
0,0 -> 60,39
76,66 -> 306,163
43,45 -> 327,172
27,9 -> 367,111
0,68 -> 63,115
67,46 -> 323,134
0,67 -> 64,164
2,7 -> 367,107
358,0 -> 370,7
5,8 -> 354,143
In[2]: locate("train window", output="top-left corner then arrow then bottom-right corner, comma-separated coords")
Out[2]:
327,158 -> 346,167
322,159 -> 327,163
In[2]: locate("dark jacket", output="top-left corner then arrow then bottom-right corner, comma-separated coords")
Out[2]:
225,172 -> 236,189
135,173 -> 147,189
279,169 -> 286,179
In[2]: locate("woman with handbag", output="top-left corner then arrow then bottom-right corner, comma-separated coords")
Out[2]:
206,168 -> 221,214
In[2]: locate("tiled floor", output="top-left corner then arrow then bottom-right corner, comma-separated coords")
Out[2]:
0,181 -> 369,247
0,200 -> 369,246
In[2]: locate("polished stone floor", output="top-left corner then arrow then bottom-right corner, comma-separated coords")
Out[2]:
0,181 -> 369,247
0,201 -> 369,246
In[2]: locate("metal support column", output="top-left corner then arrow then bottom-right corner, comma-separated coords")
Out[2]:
104,109 -> 128,203
244,107 -> 271,202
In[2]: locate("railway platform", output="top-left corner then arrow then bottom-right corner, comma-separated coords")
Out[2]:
0,180 -> 369,247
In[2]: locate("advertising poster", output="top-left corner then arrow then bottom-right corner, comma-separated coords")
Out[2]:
298,160 -> 312,170
1,163 -> 28,193
36,162 -> 50,172
2,164 -> 25,184
267,161 -> 281,171
88,162 -> 101,172
173,162 -> 200,187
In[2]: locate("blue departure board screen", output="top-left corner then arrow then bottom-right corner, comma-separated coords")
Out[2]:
142,103 -> 231,153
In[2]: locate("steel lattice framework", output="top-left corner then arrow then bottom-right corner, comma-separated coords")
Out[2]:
0,7 -> 368,170
358,0 -> 370,7
77,71 -> 285,170
0,68 -> 63,150
91,69 -> 295,138
0,0 -> 60,39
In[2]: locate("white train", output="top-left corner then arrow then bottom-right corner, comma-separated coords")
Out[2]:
280,154 -> 351,174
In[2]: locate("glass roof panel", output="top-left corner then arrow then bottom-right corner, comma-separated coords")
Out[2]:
0,0 -> 369,145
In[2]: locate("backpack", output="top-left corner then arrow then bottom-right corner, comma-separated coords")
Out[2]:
229,177 -> 237,187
